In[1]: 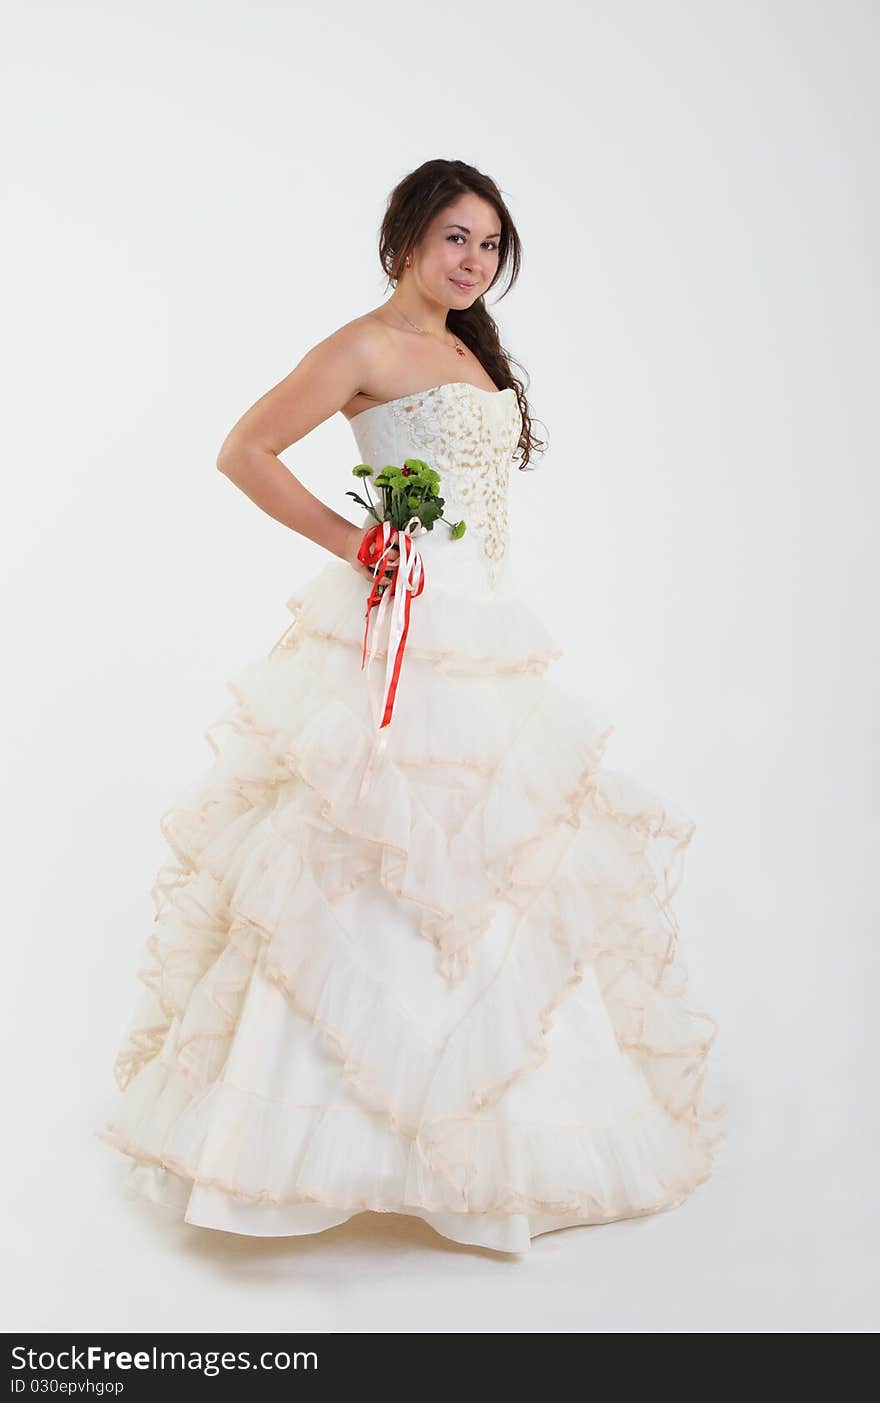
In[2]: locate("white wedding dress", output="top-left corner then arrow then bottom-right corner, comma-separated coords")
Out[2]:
96,380 -> 723,1255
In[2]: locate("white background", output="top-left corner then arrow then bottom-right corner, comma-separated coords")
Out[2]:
2,0 -> 877,1333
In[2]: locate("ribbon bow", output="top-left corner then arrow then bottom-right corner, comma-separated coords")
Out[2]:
355,517 -> 425,799
357,515 -> 426,725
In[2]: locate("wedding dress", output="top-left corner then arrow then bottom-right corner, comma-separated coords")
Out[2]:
95,380 -> 723,1255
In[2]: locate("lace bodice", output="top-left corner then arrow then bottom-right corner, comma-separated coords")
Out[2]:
349,381 -> 523,597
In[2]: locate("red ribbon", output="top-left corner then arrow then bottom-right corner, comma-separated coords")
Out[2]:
357,517 -> 425,728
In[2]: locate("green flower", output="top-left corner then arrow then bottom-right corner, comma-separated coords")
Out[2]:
345,457 -> 466,542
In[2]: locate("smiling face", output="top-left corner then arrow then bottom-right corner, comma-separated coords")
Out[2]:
406,192 -> 503,307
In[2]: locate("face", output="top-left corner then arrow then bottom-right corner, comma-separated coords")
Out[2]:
408,193 -> 502,306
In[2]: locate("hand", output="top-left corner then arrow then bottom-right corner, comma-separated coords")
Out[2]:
344,522 -> 399,586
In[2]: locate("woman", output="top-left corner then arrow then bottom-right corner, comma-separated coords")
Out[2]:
96,157 -> 723,1256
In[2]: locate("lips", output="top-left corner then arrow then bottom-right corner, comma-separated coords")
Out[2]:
451,279 -> 476,289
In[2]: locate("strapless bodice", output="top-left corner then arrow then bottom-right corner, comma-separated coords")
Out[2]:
348,380 -> 522,597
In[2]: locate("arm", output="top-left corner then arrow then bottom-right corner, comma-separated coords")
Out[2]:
215,321 -> 392,579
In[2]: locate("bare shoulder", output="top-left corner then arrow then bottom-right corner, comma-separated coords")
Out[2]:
304,310 -> 391,376
215,311 -> 393,463
332,310 -> 395,360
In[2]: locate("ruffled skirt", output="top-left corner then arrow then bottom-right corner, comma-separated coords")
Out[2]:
95,560 -> 724,1255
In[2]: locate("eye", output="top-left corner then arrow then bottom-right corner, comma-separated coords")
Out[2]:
448,233 -> 499,251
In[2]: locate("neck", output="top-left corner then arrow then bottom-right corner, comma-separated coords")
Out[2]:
386,284 -> 450,338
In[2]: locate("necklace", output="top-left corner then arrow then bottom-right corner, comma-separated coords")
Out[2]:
392,303 -> 467,358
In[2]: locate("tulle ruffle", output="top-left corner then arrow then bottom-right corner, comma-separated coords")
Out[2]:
97,568 -> 723,1251
281,558 -> 565,675
97,1046 -> 712,1226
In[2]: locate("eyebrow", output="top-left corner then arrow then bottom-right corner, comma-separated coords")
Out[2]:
444,223 -> 502,239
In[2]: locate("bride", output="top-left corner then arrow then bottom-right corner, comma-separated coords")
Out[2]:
96,157 -> 724,1256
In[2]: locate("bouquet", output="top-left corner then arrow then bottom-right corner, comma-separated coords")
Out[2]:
346,458 -> 466,732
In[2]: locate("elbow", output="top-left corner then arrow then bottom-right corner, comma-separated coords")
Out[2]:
216,437 -> 240,476
216,435 -> 268,478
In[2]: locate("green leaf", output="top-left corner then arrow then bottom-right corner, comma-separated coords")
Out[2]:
343,455 -> 463,540
345,491 -> 379,516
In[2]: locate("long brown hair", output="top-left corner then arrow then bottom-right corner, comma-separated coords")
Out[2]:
378,158 -> 546,471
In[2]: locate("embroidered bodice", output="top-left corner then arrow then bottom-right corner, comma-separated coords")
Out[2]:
349,381 -> 523,598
